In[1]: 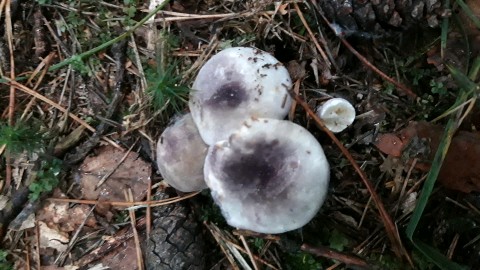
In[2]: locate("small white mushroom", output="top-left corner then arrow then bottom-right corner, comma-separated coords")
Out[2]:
204,117 -> 330,234
156,113 -> 208,192
189,47 -> 293,145
316,98 -> 356,133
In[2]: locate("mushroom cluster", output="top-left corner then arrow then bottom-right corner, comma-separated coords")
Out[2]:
156,47 -> 352,234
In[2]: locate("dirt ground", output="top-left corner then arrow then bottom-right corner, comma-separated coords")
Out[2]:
1,0 -> 480,269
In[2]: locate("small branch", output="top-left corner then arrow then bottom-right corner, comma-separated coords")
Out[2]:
301,243 -> 370,269
288,89 -> 409,262
310,0 -> 417,98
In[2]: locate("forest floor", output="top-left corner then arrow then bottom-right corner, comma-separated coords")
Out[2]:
1,0 -> 480,269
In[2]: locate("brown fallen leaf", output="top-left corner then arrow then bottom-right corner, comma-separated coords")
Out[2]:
374,133 -> 404,157
39,221 -> 69,252
77,145 -> 151,216
375,121 -> 480,193
37,189 -> 97,232
97,237 -> 142,270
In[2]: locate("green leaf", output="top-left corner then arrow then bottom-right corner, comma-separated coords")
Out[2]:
328,229 -> 349,252
28,159 -> 62,200
0,121 -> 44,154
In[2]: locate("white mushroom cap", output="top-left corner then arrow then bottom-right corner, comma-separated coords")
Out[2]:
204,117 -> 329,234
316,98 -> 356,133
156,113 -> 208,192
189,47 -> 293,145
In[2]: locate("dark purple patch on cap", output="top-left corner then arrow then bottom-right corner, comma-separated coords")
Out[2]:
220,138 -> 288,197
205,81 -> 248,110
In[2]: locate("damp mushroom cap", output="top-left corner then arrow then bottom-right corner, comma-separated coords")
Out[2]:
316,97 -> 356,133
156,113 -> 208,192
204,117 -> 330,234
189,47 -> 293,145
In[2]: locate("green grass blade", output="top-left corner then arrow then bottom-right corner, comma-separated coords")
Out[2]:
405,117 -> 457,238
406,64 -> 478,270
468,57 -> 480,80
456,0 -> 480,29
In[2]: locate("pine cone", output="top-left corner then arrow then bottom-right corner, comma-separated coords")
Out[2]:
144,190 -> 205,270
317,0 -> 450,35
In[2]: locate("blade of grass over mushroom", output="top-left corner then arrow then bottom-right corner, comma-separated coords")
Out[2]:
456,0 -> 480,29
405,64 -> 479,269
288,90 -> 408,261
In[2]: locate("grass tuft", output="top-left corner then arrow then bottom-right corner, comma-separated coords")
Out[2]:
146,63 -> 190,113
0,121 -> 44,154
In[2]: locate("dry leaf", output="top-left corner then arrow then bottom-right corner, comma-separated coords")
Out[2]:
97,238 -> 141,270
375,122 -> 480,193
37,190 -> 97,232
374,133 -> 404,157
78,145 -> 151,215
39,221 -> 69,252
42,266 -> 79,270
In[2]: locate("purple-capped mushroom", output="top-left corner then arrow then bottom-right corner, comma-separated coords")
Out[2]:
204,117 -> 330,234
156,113 -> 208,192
189,47 -> 293,145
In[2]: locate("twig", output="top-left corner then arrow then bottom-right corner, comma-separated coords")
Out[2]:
339,38 -> 417,98
56,205 -> 96,266
288,90 -> 409,261
5,0 -> 14,126
288,79 -> 301,120
35,220 -> 41,270
229,240 -> 279,270
0,186 -> 30,243
125,189 -> 144,270
4,79 -> 121,148
76,217 -> 146,267
47,1 -> 170,72
293,2 -> 331,68
302,243 -> 370,269
204,222 -> 241,270
4,79 -> 94,132
310,1 -> 417,98
21,52 -> 56,121
3,0 -> 14,193
95,140 -> 137,190
63,39 -> 129,164
239,235 -> 259,270
48,191 -> 200,207
154,12 -> 235,22
447,233 -> 460,260
146,178 -> 152,240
